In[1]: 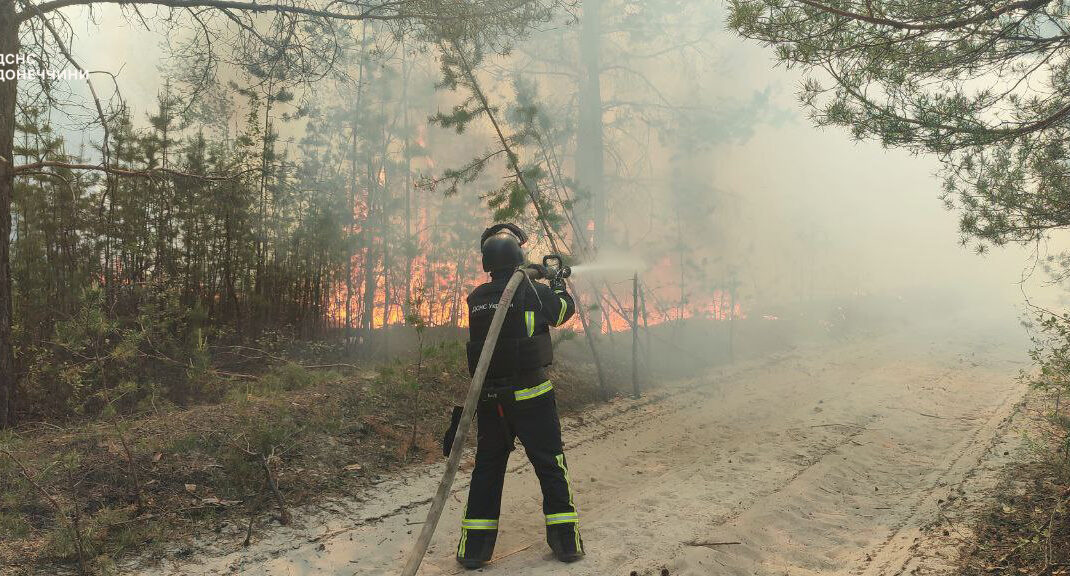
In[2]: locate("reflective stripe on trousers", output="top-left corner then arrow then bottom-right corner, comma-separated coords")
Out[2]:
514,380 -> 553,401
458,516 -> 498,557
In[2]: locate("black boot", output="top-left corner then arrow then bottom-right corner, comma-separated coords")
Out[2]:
456,529 -> 497,569
546,523 -> 584,563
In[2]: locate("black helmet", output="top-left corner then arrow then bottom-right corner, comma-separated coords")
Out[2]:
481,223 -> 528,273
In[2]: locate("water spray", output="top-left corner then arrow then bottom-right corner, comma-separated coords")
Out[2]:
569,252 -> 647,275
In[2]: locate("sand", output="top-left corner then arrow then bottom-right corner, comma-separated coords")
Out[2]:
138,312 -> 1032,576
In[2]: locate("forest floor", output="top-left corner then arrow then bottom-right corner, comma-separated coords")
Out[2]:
907,389 -> 1070,576
0,340 -> 611,575
116,309 -> 1045,576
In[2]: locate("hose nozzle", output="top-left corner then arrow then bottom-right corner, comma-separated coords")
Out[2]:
543,254 -> 572,281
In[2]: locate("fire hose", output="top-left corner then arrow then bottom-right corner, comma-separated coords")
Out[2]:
400,258 -> 570,576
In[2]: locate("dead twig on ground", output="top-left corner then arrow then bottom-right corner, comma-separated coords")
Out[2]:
261,450 -> 292,525
301,363 -> 362,370
243,478 -> 269,547
685,540 -> 742,548
112,417 -> 144,514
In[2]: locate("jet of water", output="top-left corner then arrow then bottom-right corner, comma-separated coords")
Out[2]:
569,252 -> 647,275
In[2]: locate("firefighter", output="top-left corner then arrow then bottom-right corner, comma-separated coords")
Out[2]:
441,223 -> 584,569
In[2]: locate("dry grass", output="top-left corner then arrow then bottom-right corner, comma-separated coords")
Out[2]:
0,340 -> 609,575
957,396 -> 1070,576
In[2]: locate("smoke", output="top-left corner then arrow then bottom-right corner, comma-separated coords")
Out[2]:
55,0 -> 1055,339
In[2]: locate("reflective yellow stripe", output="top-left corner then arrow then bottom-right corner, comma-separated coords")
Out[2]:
461,518 -> 499,530
514,380 -> 553,401
557,298 -> 568,325
556,454 -> 575,509
553,454 -> 582,550
458,507 -> 468,556
525,311 -> 535,336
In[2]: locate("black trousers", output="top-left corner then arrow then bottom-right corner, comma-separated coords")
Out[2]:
458,380 -> 579,548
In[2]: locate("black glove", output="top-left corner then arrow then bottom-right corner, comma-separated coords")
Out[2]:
442,406 -> 463,457
524,263 -> 549,279
550,277 -> 566,292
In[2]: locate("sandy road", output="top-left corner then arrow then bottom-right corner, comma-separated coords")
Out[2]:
150,314 -> 1031,576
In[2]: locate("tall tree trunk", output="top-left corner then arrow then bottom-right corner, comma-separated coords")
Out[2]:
346,116 -> 357,348
577,0 -> 604,245
255,84 -> 273,308
728,281 -> 736,364
449,258 -> 466,329
224,205 -> 240,329
103,137 -> 118,304
401,41 -> 414,322
379,108 -> 392,355
676,206 -> 685,323
348,22 -> 367,349
0,0 -> 19,428
577,0 -> 604,331
361,158 -> 378,336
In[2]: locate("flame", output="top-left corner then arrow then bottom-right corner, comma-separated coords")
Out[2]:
328,186 -> 746,333
329,185 -> 478,329
592,287 -> 745,334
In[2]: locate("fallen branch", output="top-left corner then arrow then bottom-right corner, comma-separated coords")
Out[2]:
445,543 -> 536,574
261,452 -> 292,525
300,363 -> 362,370
112,417 -> 144,514
243,478 -> 269,547
211,370 -> 261,381
685,540 -> 742,549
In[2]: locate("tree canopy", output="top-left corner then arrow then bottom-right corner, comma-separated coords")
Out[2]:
728,0 -> 1070,249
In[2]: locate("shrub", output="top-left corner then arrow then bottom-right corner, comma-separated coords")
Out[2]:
18,282 -> 210,420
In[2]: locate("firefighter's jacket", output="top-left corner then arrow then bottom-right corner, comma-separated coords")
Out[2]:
466,272 -> 575,386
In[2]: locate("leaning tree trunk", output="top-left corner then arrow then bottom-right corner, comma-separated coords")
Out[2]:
0,0 -> 19,428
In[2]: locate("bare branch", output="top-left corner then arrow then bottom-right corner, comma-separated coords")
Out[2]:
13,160 -> 243,180
16,0 -> 537,25
21,0 -> 114,172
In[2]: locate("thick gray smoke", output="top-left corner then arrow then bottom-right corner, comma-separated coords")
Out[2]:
63,2 -> 1054,335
